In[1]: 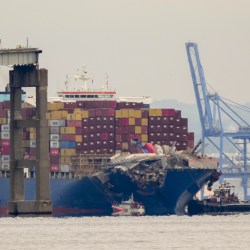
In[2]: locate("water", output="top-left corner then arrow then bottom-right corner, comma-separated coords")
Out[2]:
1,214 -> 250,250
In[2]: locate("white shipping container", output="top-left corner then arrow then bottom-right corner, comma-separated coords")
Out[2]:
50,140 -> 59,148
30,140 -> 36,148
60,164 -> 70,172
49,120 -> 60,127
1,162 -> 10,170
49,119 -> 66,127
1,124 -> 10,132
1,131 -> 10,139
50,126 -> 60,134
58,120 -> 66,127
1,155 -> 10,162
50,134 -> 60,141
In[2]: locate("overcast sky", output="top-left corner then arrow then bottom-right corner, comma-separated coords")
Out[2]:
0,0 -> 249,104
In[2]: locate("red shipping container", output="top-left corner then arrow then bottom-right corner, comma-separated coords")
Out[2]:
121,118 -> 129,126
115,126 -> 123,134
121,134 -> 129,141
1,139 -> 10,147
60,134 -> 70,141
30,148 -> 36,156
68,134 -> 76,141
101,133 -> 108,140
141,126 -> 148,134
50,156 -> 60,165
120,126 -> 129,134
188,132 -> 195,140
88,109 -> 96,118
50,148 -> 60,156
116,134 -> 122,142
102,108 -> 115,117
1,146 -> 10,155
67,121 -> 76,127
95,109 -> 102,117
50,164 -> 59,172
162,109 -> 176,117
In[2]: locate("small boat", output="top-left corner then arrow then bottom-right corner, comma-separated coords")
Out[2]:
112,194 -> 145,216
188,181 -> 250,215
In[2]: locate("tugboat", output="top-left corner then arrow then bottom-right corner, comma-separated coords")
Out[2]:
112,194 -> 145,216
188,182 -> 250,215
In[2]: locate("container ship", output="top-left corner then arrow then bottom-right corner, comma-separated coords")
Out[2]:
0,70 -> 219,216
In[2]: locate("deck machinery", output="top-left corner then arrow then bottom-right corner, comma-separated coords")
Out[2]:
186,42 -> 250,200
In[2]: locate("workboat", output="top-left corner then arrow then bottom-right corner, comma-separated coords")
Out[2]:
187,181 -> 250,215
112,194 -> 145,216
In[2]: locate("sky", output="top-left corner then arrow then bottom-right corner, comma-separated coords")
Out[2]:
0,0 -> 250,104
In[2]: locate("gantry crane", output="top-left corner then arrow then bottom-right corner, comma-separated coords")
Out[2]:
186,42 -> 250,200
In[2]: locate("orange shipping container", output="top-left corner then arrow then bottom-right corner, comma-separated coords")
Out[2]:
135,126 -> 142,134
75,135 -> 82,142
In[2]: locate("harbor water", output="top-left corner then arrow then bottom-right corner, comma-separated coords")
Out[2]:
1,214 -> 250,250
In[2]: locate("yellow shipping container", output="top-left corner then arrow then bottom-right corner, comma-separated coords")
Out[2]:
134,110 -> 142,118
141,134 -> 148,142
81,110 -> 89,118
75,114 -> 82,121
30,128 -> 36,133
73,108 -> 82,114
128,109 -> 135,117
129,117 -> 135,125
135,126 -> 142,134
149,109 -> 162,117
60,127 -> 76,134
115,110 -> 122,118
30,132 -> 36,140
50,111 -> 62,120
75,135 -> 82,142
0,118 -> 7,124
61,111 -> 68,119
67,114 -> 76,121
141,118 -> 148,126
60,148 -> 76,156
121,109 -> 129,118
60,156 -> 71,165
48,103 -> 59,111
46,112 -> 52,120
57,102 -> 65,110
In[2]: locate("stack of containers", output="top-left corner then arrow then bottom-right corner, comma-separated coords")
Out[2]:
115,108 -> 148,151
0,96 -> 195,173
148,108 -> 191,151
0,123 -> 10,171
90,108 -> 115,155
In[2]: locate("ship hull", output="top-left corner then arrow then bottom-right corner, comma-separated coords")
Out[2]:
0,168 -> 218,217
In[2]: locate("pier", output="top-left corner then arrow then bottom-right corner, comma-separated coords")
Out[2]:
0,46 -> 52,215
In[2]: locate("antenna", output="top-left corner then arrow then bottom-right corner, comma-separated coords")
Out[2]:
26,37 -> 29,48
65,74 -> 70,91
